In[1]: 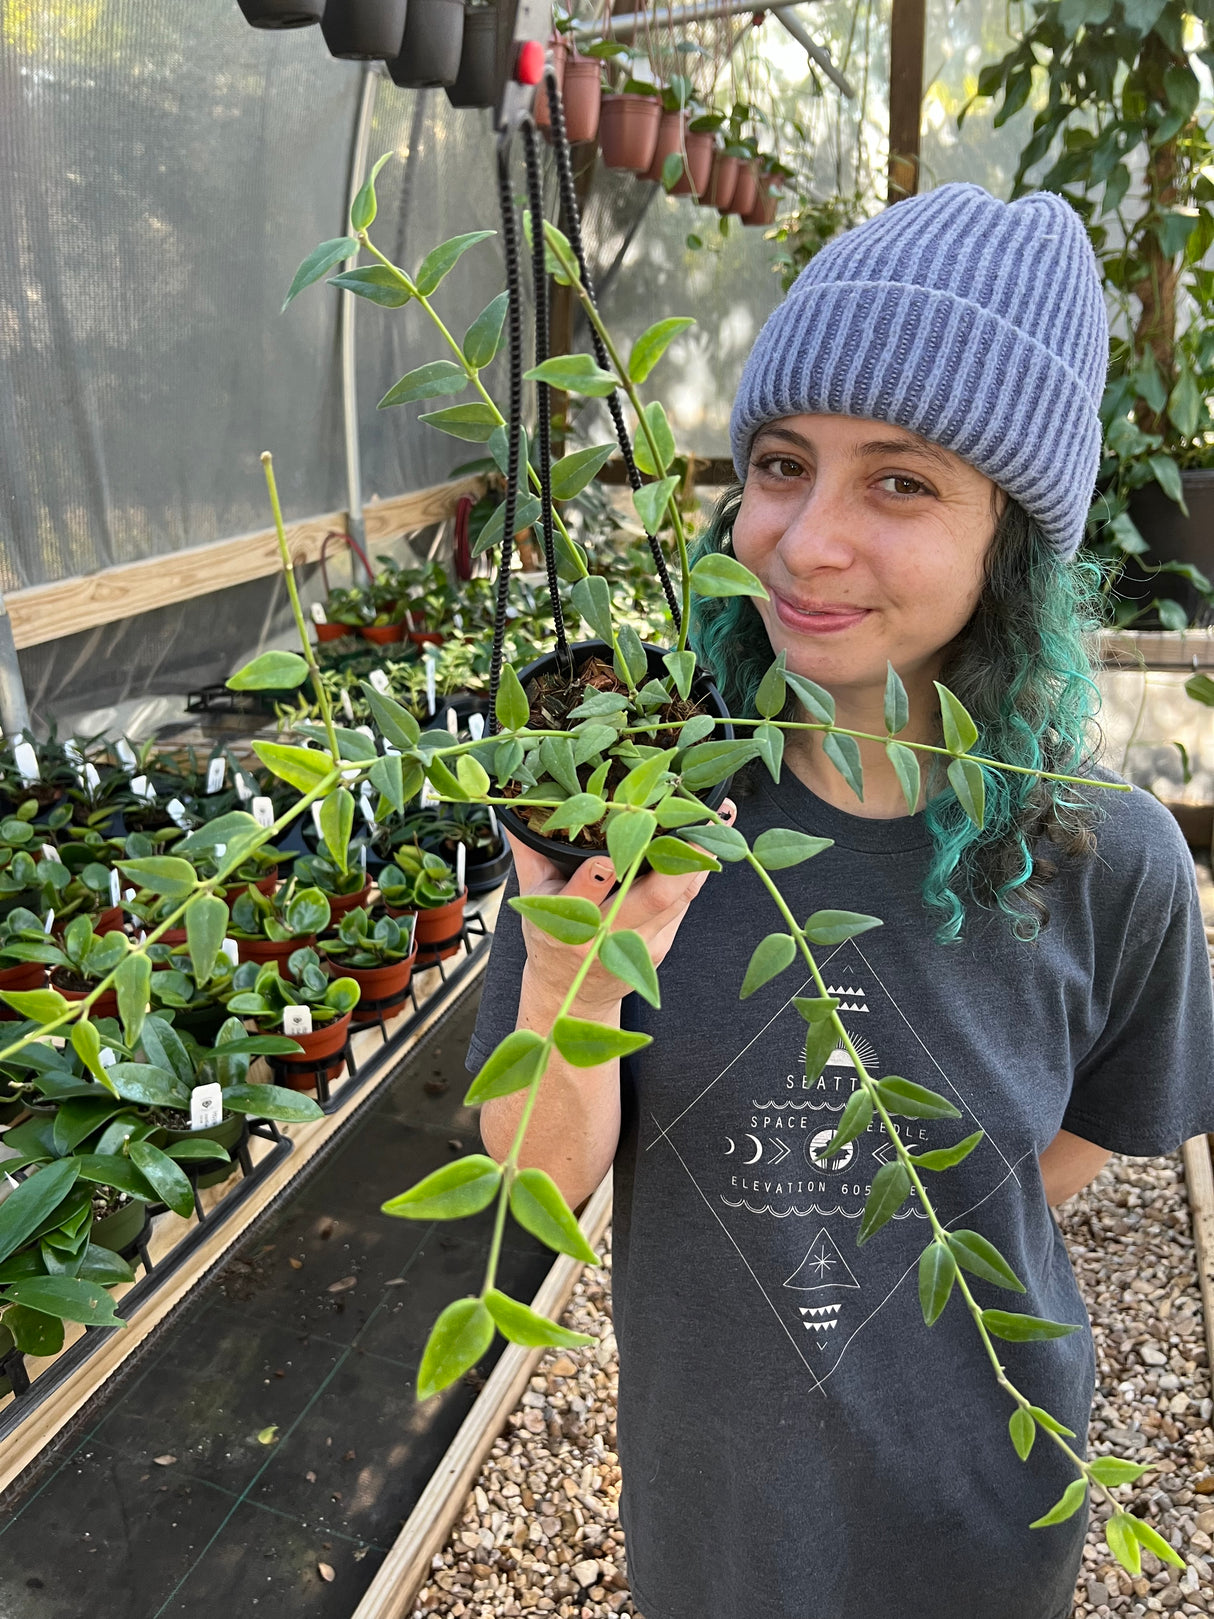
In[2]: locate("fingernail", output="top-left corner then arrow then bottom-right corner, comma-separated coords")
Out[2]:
591,862 -> 613,883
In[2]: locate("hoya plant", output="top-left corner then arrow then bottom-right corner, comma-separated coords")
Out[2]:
378,847 -> 460,911
294,840 -> 370,898
226,879 -> 331,943
322,907 -> 416,969
2,915 -> 128,995
227,949 -> 361,1029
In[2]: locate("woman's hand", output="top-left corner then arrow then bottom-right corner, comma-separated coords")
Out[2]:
508,799 -> 737,1019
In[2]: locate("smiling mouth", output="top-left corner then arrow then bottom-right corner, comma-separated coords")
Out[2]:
772,592 -> 872,633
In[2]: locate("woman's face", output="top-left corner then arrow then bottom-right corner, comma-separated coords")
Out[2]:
731,414 -> 1001,701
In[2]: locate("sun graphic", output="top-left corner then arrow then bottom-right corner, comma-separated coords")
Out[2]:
798,1029 -> 880,1074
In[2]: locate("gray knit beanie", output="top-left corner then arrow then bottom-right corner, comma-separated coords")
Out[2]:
729,183 -> 1108,559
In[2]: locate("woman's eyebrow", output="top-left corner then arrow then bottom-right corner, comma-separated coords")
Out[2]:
852,435 -> 955,473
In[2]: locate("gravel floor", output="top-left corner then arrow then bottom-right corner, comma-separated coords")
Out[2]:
411,1150 -> 1214,1619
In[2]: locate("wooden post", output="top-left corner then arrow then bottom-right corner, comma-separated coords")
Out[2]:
887,0 -> 926,203
549,139 -> 599,456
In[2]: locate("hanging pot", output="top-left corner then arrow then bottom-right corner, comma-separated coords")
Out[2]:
672,130 -> 714,199
1125,469 -> 1214,627
496,641 -> 734,878
728,158 -> 758,218
598,92 -> 662,173
153,1112 -> 247,1190
237,0 -> 324,26
744,166 -> 781,226
93,1198 -> 151,1254
387,0 -> 466,88
533,36 -> 568,136
320,0 -> 409,59
561,56 -> 602,144
706,151 -> 738,212
445,6 -> 500,110
644,110 -> 688,185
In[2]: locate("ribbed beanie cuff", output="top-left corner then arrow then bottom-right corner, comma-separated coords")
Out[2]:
729,185 -> 1108,559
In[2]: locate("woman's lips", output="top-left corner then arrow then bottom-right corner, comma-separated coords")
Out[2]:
772,590 -> 872,634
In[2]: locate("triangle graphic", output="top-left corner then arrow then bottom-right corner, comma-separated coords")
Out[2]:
783,1227 -> 861,1291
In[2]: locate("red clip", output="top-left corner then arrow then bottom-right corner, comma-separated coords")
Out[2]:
516,38 -> 545,85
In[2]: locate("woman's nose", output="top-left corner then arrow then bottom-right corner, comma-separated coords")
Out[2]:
776,478 -> 858,573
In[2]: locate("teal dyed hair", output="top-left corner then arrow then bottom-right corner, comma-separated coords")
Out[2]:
690,489 -> 1104,941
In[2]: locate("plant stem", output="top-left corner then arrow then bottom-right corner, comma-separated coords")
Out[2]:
260,452 -> 342,769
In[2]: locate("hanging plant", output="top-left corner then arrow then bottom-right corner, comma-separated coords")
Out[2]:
319,0 -> 409,60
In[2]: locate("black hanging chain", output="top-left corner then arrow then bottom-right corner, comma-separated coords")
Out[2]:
543,68 -> 683,632
522,118 -> 570,666
487,132 -> 527,734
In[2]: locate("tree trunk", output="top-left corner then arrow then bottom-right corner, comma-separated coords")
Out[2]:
1132,133 -> 1180,436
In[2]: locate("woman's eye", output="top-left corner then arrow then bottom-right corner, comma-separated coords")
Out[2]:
880,474 -> 930,497
756,455 -> 805,479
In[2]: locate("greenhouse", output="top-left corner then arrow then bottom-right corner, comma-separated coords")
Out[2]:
0,1 -> 1212,1616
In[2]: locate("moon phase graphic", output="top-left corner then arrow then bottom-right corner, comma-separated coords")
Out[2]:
742,1134 -> 764,1164
806,1129 -> 855,1172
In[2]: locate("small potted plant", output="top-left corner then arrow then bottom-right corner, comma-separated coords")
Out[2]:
445,0 -> 500,109
0,908 -> 50,1008
227,950 -> 361,1089
320,0 -> 408,59
228,880 -> 331,970
387,0 -> 467,88
321,906 -> 417,1023
294,841 -> 373,918
1,915 -> 127,1020
147,947 -> 238,1046
378,847 -> 466,960
594,46 -> 664,172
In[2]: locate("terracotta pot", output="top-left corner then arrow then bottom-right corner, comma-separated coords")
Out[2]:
561,57 -> 602,143
237,0 -> 323,26
315,621 -> 350,643
408,629 -> 444,647
0,960 -> 46,1018
728,158 -> 757,218
95,905 -> 124,935
387,890 -> 467,961
672,130 -> 713,198
158,927 -> 189,947
235,934 -> 316,971
221,869 -> 279,904
331,950 -> 417,1023
706,151 -> 738,211
324,882 -> 374,920
53,973 -> 119,1022
274,1012 -> 353,1090
361,623 -> 406,645
533,36 -> 568,134
321,0 -> 409,59
645,110 -> 687,185
744,168 -> 781,226
598,92 -> 662,172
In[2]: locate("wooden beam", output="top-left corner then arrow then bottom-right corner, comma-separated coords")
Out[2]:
887,0 -> 926,203
4,476 -> 485,651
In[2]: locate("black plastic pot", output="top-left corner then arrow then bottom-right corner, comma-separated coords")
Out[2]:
495,640 -> 734,879
444,5 -> 499,109
321,0 -> 409,59
465,841 -> 513,895
1125,468 -> 1214,627
238,0 -> 324,25
387,0 -> 465,87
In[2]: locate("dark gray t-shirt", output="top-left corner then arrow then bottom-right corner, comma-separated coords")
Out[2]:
468,765 -> 1214,1619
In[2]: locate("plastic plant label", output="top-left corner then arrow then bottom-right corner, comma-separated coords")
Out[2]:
251,797 -> 274,829
340,689 -> 355,724
355,725 -> 375,742
124,888 -> 136,903
367,669 -> 390,695
282,1005 -> 313,1037
235,772 -> 255,802
468,713 -> 485,742
43,909 -> 55,934
220,938 -> 240,966
445,707 -> 459,737
12,741 -> 39,785
115,739 -> 138,771
359,843 -> 368,871
310,601 -> 327,623
383,744 -> 401,757
360,797 -> 377,827
487,806 -> 499,839
190,1082 -> 224,1131
206,756 -> 227,794
311,802 -> 324,836
420,777 -> 439,808
109,869 -> 122,906
40,844 -> 61,864
99,1046 -> 117,1069
130,775 -> 156,803
165,798 -> 191,828
424,652 -> 437,717
456,843 -> 466,892
83,763 -> 101,793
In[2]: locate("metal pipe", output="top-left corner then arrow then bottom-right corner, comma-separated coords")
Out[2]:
340,63 -> 381,569
772,7 -> 855,98
0,590 -> 32,742
577,0 -> 821,39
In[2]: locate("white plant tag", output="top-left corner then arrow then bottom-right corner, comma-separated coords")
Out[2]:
115,739 -> 137,771
282,1004 -> 313,1037
487,806 -> 499,839
359,842 -> 367,871
83,762 -> 101,794
367,668 -> 390,695
456,843 -> 466,893
190,1082 -> 224,1131
130,775 -> 156,803
42,908 -> 55,934
206,756 -> 227,794
445,707 -> 458,737
123,888 -> 136,903
220,937 -> 240,966
13,741 -> 39,785
383,743 -> 400,757
212,843 -> 226,860
109,868 -> 122,906
468,712 -> 485,742
424,653 -> 437,717
311,802 -> 324,836
340,688 -> 355,724
420,776 -> 439,808
235,772 -> 254,802
251,796 -> 274,829
355,725 -> 375,742
165,797 -> 190,828
360,796 -> 377,827
40,844 -> 61,864
98,1045 -> 117,1070
310,601 -> 327,623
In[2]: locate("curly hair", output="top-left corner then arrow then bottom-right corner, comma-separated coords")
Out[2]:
689,489 -> 1104,941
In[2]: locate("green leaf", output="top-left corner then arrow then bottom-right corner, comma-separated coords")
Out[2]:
418,403 -> 500,443
251,741 -> 333,795
549,442 -> 616,501
802,1018 -> 841,1086
509,1166 -> 598,1263
816,1086 -> 872,1157
934,682 -> 979,754
784,671 -> 835,725
885,741 -> 921,815
508,894 -> 603,946
1028,1478 -> 1088,1530
947,757 -> 986,829
415,230 -> 495,296
981,1309 -> 1082,1342
1088,1457 -> 1151,1488
349,150 -> 392,231
569,575 -> 615,646
822,732 -> 863,801
318,787 -> 354,876
456,754 -> 490,799
912,1130 -> 983,1171
794,995 -> 840,1024
1167,364 -> 1202,441
164,1139 -> 230,1164
70,1019 -> 113,1090
875,1076 -> 961,1121
524,354 -> 620,397
740,932 -> 796,999
1027,1404 -> 1075,1438
1148,452 -> 1186,508
423,756 -> 471,802
184,893 -> 229,989
3,1274 -> 126,1329
378,361 -> 469,408
1105,1510 -> 1142,1577
1126,1515 -> 1186,1571
541,794 -> 608,837
663,650 -> 695,701
857,1160 -> 911,1246
221,1083 -> 324,1123
615,748 -> 677,809
803,910 -> 882,946
538,736 -> 581,798
606,808 -> 657,880
918,1241 -> 957,1326
632,475 -> 679,536
646,836 -> 719,876
369,752 -> 413,815
464,1030 -> 548,1105
416,1296 -> 495,1401
752,828 -> 832,871
689,554 -> 768,599
360,682 -> 422,749
552,1017 -> 651,1067
598,929 -> 660,1008
462,291 -> 510,369
382,1154 -> 502,1221
226,651 -> 309,692
883,664 -> 910,734
614,624 -> 647,687
105,1062 -> 189,1110
129,1140 -> 196,1220
678,739 -> 760,792
327,264 -> 412,307
494,663 -> 530,732
114,950 -> 152,1049
1184,672 -> 1214,707
0,1159 -> 79,1266
282,236 -> 359,310
755,651 -> 787,719
946,1229 -> 1025,1292
628,316 -> 694,383
632,402 -> 677,477
681,821 -> 748,862
472,495 -> 543,558
484,1287 -> 595,1349
4,1302 -> 65,1356
116,856 -> 197,900
1009,1407 -> 1036,1462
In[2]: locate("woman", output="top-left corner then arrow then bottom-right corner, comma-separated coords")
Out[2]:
467,185 -> 1214,1619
